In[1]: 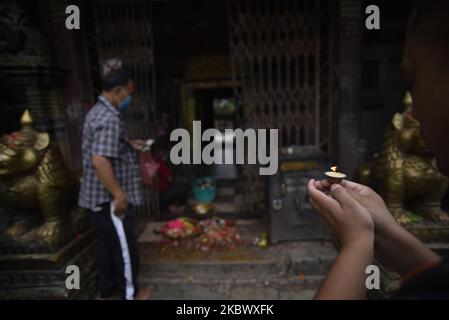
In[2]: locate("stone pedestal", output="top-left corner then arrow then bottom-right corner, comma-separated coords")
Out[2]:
406,222 -> 449,245
0,229 -> 97,299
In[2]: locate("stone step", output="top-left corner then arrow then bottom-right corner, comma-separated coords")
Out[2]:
213,200 -> 237,214
216,186 -> 236,198
138,247 -> 289,279
139,274 -> 323,300
137,219 -> 336,300
137,241 -> 336,279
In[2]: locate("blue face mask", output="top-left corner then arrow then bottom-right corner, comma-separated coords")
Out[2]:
119,95 -> 132,112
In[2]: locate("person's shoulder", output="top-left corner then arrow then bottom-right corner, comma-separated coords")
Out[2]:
85,102 -> 103,121
86,102 -> 119,129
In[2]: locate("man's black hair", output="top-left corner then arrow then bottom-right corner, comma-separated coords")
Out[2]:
101,67 -> 131,91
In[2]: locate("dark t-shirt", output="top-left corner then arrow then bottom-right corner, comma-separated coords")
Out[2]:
390,259 -> 449,299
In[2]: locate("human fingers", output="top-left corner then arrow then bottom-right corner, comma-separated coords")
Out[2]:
314,179 -> 331,191
114,197 -> 127,215
344,187 -> 366,203
309,197 -> 322,214
117,203 -> 128,216
340,179 -> 369,193
329,184 -> 361,210
309,198 -> 336,228
308,179 -> 342,212
114,205 -> 124,215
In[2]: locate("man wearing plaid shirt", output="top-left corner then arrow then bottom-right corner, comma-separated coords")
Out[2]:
79,59 -> 150,300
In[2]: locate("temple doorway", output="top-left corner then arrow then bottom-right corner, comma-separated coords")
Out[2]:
152,0 -> 336,218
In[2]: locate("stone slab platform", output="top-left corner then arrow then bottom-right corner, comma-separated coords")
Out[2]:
137,219 -> 336,299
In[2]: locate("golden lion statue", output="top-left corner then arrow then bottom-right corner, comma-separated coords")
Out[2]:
356,92 -> 449,226
0,110 -> 80,243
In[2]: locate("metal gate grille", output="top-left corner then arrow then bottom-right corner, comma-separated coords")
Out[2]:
229,0 -> 336,213
85,0 -> 159,216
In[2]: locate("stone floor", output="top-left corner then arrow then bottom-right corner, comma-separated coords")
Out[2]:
137,219 -> 337,299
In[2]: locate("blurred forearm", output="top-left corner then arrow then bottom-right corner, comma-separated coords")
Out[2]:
314,239 -> 374,300
375,223 -> 441,276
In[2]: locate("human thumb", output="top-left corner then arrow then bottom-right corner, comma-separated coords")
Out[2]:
330,184 -> 358,209
344,187 -> 366,204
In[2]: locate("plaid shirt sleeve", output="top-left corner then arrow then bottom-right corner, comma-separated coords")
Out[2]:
91,119 -> 120,158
